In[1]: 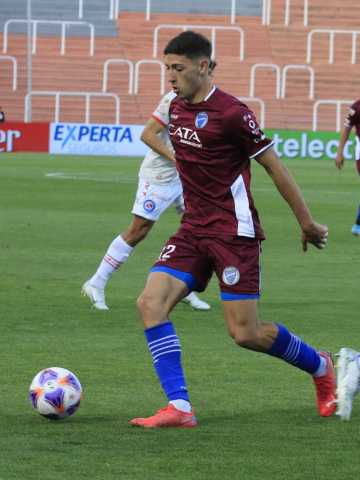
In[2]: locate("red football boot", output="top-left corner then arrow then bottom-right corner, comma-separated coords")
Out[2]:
313,352 -> 337,417
130,404 -> 197,428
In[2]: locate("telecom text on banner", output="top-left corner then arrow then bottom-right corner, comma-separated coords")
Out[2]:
265,129 -> 360,161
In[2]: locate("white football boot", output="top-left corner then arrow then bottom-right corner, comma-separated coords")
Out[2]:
182,292 -> 211,311
82,281 -> 109,311
335,347 -> 360,420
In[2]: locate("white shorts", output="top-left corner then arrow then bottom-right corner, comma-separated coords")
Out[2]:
131,178 -> 184,221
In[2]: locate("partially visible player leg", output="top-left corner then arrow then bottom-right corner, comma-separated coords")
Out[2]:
352,160 -> 360,235
82,215 -> 154,310
222,299 -> 336,416
336,348 -> 360,420
173,194 -> 211,311
130,271 -> 197,428
83,178 -> 173,310
351,203 -> 360,236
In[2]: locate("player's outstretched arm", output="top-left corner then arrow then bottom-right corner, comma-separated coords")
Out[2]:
335,124 -> 352,170
256,147 -> 328,252
140,117 -> 175,163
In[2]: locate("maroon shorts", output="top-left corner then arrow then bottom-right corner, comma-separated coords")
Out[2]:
356,159 -> 360,176
151,228 -> 261,300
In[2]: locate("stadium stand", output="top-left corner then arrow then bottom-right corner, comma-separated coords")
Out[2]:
0,0 -> 359,130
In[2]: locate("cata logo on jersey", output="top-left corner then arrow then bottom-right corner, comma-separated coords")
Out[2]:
168,124 -> 202,149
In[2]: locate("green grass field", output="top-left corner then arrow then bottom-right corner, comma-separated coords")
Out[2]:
0,153 -> 359,479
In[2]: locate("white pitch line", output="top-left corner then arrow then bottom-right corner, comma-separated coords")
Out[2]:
45,172 -> 135,184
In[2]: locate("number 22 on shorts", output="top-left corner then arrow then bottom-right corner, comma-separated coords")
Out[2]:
159,244 -> 176,261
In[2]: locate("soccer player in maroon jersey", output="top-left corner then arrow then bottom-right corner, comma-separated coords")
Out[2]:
129,31 -> 336,428
335,100 -> 360,236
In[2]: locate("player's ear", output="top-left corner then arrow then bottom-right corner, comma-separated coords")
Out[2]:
199,58 -> 210,76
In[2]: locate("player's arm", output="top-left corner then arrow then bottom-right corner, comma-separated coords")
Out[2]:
335,124 -> 352,170
140,117 -> 175,163
255,146 -> 328,252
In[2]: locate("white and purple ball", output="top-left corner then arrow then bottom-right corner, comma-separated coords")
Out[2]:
29,367 -> 83,420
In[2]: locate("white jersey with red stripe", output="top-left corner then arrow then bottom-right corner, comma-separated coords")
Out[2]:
138,91 -> 178,185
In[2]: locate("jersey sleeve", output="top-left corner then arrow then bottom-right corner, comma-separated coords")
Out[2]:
345,101 -> 360,128
152,91 -> 177,127
223,103 -> 273,159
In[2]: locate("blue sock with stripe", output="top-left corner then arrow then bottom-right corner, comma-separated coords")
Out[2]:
267,324 -> 321,374
145,321 -> 190,402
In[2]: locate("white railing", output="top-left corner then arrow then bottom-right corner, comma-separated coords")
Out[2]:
3,19 -> 95,56
77,0 -> 119,20
102,59 -> 134,94
24,91 -> 120,123
153,24 -> 245,60
307,29 -> 360,64
134,60 -> 166,95
238,97 -> 266,129
250,63 -> 315,100
102,58 -> 166,95
145,0 -> 241,24
250,64 -> 281,99
312,99 -> 352,132
262,0 -> 309,27
0,55 -> 17,91
281,64 -> 314,99
108,0 -> 120,20
146,0 -> 151,21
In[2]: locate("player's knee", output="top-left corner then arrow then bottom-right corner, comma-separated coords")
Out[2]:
136,291 -> 161,318
136,292 -> 150,316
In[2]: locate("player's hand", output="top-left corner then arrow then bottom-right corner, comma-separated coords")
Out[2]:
301,222 -> 328,252
335,154 -> 345,170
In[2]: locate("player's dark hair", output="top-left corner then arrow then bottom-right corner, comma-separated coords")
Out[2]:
164,31 -> 212,60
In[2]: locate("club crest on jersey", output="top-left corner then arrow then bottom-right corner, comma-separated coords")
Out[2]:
222,266 -> 240,286
143,199 -> 156,213
195,112 -> 208,129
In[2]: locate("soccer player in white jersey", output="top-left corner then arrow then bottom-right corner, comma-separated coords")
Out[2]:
82,91 -> 210,311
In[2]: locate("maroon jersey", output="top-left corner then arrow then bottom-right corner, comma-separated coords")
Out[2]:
345,100 -> 360,138
167,87 -> 273,239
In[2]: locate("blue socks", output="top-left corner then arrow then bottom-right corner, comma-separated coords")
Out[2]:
145,321 -> 190,402
268,324 -> 321,375
145,322 -> 322,404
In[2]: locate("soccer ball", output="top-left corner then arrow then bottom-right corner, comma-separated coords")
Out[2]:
29,367 -> 83,420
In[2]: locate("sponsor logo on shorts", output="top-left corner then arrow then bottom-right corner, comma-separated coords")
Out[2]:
195,112 -> 208,129
143,199 -> 156,213
222,266 -> 240,285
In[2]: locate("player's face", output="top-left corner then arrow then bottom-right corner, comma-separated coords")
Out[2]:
164,54 -> 209,101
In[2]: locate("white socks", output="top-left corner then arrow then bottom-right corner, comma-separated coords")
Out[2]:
169,399 -> 192,413
313,355 -> 327,377
90,235 -> 133,289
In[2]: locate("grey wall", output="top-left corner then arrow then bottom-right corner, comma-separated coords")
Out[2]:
0,0 -> 262,36
119,0 -> 262,16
